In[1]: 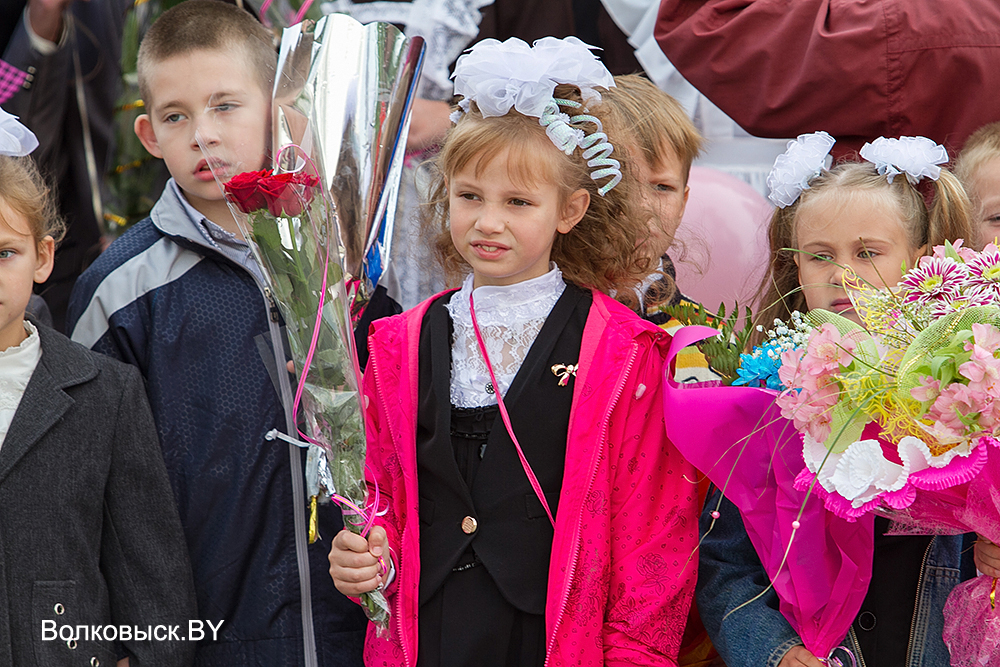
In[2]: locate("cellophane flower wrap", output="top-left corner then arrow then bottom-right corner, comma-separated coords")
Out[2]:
663,325 -> 874,661
201,15 -> 424,633
772,240 -> 1000,664
222,163 -> 389,628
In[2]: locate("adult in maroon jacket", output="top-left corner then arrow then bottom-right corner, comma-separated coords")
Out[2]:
655,0 -> 1000,159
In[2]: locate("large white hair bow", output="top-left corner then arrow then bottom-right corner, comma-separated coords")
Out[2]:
0,107 -> 38,156
766,131 -> 835,208
859,136 -> 948,185
451,36 -> 615,120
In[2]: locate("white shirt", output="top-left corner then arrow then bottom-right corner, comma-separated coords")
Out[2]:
446,267 -> 565,408
0,321 -> 42,450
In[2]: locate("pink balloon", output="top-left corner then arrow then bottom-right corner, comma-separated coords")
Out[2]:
673,166 -> 773,313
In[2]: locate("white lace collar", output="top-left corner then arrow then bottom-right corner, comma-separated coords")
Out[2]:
0,321 -> 42,449
446,267 -> 566,407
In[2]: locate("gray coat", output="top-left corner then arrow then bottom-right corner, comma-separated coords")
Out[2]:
0,322 -> 196,666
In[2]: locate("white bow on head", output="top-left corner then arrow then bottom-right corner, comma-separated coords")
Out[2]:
450,36 -> 623,196
766,131 -> 836,208
451,36 -> 615,120
859,136 -> 948,185
0,107 -> 38,157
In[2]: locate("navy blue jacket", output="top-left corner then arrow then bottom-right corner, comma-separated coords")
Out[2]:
66,183 -> 366,667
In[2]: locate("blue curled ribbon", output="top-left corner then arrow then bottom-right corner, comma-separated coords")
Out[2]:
537,98 -> 623,197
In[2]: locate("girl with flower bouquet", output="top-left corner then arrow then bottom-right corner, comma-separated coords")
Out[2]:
698,132 -> 998,667
328,37 -> 699,667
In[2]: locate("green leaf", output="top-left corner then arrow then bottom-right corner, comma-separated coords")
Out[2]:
944,239 -> 961,263
827,400 -> 867,454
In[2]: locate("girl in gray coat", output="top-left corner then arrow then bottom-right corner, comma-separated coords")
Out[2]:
0,110 -> 196,666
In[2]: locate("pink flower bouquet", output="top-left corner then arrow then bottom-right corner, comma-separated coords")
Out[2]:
775,240 -> 1000,664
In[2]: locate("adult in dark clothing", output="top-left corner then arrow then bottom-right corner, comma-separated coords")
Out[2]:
2,0 -> 129,331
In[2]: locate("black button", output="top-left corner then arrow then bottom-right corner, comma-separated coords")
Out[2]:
858,611 -> 876,631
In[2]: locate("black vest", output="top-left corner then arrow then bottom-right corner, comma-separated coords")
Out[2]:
416,284 -> 591,613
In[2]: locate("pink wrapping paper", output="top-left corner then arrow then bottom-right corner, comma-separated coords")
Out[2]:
883,441 -> 1000,666
664,326 -> 874,659
943,576 -> 1000,666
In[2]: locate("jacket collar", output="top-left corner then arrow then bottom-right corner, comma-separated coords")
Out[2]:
0,322 -> 98,486
150,178 -> 224,256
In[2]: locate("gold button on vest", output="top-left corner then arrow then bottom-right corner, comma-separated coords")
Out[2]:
461,516 -> 478,534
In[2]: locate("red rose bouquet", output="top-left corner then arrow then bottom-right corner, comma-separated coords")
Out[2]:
200,15 -> 424,634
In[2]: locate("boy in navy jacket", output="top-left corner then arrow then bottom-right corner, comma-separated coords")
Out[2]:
66,3 -> 366,665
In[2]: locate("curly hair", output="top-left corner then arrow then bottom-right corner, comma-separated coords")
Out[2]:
423,84 -> 652,299
751,159 -> 976,345
0,155 -> 65,246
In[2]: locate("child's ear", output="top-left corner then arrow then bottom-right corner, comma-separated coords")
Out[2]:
558,188 -> 590,234
34,236 -> 55,284
134,114 -> 163,159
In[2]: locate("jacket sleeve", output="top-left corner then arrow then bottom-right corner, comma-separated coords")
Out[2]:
99,362 -> 198,666
362,355 -> 404,597
654,0 -> 1000,154
696,490 -> 802,667
603,336 -> 699,666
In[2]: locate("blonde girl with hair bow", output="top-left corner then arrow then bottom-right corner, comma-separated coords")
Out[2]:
329,36 -> 699,667
699,133 -> 993,667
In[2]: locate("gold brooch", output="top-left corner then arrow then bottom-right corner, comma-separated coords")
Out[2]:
550,363 -> 578,386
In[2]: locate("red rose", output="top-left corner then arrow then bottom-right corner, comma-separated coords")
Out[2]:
258,171 -> 321,217
224,169 -> 270,213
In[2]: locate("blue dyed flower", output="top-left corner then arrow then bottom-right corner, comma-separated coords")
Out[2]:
732,343 -> 786,390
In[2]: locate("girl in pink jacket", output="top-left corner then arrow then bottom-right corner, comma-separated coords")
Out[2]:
329,36 -> 698,667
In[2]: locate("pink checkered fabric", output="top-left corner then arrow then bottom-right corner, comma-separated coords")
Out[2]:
0,60 -> 30,105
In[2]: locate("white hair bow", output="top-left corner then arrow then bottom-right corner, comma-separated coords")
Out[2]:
451,36 -> 615,120
766,131 -> 836,208
0,107 -> 38,157
450,37 -> 622,196
859,136 -> 948,185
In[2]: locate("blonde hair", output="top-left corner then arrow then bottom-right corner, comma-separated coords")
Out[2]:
137,0 -> 276,106
955,121 -> 1000,188
0,155 -> 65,245
599,75 -> 703,308
599,74 -> 702,182
425,84 -> 651,298
752,160 -> 976,344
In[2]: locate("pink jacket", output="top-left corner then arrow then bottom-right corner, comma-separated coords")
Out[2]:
361,289 -> 698,666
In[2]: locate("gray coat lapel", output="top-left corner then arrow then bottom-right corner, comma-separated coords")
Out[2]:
0,324 -> 97,486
